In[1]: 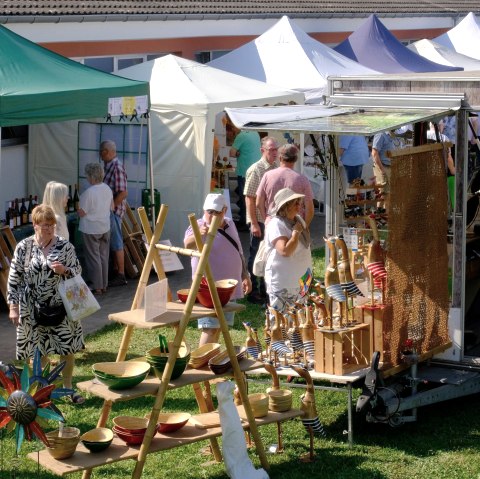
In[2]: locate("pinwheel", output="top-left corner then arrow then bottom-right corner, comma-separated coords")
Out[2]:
0,349 -> 73,453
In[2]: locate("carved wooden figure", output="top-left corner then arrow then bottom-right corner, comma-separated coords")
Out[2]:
243,322 -> 261,360
269,307 -> 292,366
324,236 -> 347,328
366,215 -> 387,303
300,305 -> 315,362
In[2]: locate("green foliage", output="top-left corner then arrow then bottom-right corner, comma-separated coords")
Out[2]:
5,248 -> 480,478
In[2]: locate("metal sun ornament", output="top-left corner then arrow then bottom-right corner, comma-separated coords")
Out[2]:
0,349 -> 73,453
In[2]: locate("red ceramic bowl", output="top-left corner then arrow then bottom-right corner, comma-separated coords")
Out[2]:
156,412 -> 191,433
112,426 -> 146,445
112,416 -> 149,435
197,279 -> 237,308
177,289 -> 190,303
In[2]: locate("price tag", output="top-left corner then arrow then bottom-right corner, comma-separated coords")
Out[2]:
342,227 -> 359,251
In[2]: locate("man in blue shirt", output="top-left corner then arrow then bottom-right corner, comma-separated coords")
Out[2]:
339,135 -> 370,185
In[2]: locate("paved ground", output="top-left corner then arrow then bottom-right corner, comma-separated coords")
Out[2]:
0,213 -> 325,363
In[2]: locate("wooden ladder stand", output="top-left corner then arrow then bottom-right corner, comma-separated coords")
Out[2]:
82,204 -> 269,479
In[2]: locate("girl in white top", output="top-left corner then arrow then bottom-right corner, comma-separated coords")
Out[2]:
42,181 -> 69,240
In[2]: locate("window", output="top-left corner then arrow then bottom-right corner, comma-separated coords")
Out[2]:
84,57 -> 114,73
78,53 -> 168,73
195,50 -> 231,64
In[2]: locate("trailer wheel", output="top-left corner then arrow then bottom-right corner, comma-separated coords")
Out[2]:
388,413 -> 404,427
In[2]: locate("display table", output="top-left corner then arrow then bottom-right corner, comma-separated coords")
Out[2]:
246,365 -> 368,446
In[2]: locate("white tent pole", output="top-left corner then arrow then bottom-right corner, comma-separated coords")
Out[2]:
147,117 -> 155,226
135,120 -> 143,210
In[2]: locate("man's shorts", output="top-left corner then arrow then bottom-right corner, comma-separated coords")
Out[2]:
110,212 -> 124,251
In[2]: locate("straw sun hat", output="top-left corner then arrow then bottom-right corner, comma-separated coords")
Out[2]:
270,188 -> 305,216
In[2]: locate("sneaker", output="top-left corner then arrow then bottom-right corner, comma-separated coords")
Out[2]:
108,274 -> 127,287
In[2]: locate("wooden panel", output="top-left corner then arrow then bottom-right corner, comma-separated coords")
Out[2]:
0,226 -> 17,302
358,304 -> 385,361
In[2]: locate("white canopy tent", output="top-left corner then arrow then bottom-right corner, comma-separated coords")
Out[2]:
208,15 -> 378,104
434,12 -> 480,61
116,55 -> 303,244
408,39 -> 480,70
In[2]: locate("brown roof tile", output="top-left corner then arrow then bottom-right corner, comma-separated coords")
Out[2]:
0,1 -> 479,17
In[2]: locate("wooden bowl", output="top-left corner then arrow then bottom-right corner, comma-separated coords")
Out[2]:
112,426 -> 146,445
155,412 -> 191,433
248,393 -> 269,418
80,427 -> 114,453
208,346 -> 246,375
112,416 -> 149,435
188,343 -> 221,369
46,427 -> 80,460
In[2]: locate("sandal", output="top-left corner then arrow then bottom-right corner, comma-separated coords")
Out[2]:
68,392 -> 85,404
91,289 -> 103,296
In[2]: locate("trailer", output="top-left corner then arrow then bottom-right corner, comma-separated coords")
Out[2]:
225,71 -> 480,426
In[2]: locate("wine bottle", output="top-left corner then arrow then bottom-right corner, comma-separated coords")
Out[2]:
6,202 -> 13,229
73,183 -> 80,211
27,194 -> 33,224
67,185 -> 74,213
20,198 -> 28,225
13,199 -> 20,228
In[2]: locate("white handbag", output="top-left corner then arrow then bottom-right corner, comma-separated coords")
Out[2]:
252,240 -> 268,277
59,274 -> 100,322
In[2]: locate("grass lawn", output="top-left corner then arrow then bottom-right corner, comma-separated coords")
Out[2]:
3,248 -> 480,478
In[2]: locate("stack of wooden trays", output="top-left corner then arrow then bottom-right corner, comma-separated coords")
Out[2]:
188,343 -> 221,369
208,346 -> 246,375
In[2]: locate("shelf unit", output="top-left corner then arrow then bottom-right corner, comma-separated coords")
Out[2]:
31,204 -> 298,478
343,184 -> 387,229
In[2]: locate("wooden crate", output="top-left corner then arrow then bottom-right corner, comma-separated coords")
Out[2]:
357,304 -> 385,362
314,323 -> 370,376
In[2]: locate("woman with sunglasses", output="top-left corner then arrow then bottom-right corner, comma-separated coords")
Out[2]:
184,193 -> 251,346
7,204 -> 85,403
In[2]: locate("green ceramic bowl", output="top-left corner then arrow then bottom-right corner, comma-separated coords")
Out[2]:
93,370 -> 148,390
80,427 -> 114,453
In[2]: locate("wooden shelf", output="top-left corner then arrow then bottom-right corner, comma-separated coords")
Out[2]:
109,301 -> 245,329
77,359 -> 263,402
27,407 -> 303,476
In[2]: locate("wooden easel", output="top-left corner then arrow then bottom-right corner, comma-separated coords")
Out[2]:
82,205 -> 269,478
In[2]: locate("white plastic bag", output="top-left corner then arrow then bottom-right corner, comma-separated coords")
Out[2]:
252,240 -> 268,277
59,275 -> 100,322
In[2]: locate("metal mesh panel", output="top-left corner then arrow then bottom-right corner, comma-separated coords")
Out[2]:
382,145 -> 451,367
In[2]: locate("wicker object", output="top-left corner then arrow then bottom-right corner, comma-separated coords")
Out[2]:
46,427 -> 80,460
248,393 -> 269,418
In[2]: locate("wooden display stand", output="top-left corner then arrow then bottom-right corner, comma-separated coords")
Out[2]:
314,323 -> 370,375
357,303 -> 385,362
29,205 -> 294,477
0,226 -> 16,302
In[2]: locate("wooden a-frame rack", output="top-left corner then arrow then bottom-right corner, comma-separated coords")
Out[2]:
81,204 -> 270,478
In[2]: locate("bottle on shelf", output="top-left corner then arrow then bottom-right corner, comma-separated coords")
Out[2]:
73,183 -> 80,211
6,202 -> 14,229
27,194 -> 34,224
13,199 -> 20,228
67,185 -> 74,213
20,198 -> 28,225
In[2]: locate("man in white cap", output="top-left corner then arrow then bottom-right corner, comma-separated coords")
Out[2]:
184,193 -> 252,345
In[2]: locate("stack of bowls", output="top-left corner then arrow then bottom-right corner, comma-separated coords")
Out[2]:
46,427 -> 81,460
80,427 -> 114,453
146,342 -> 191,380
248,393 -> 269,418
112,416 -> 153,446
267,389 -> 293,412
208,346 -> 246,375
92,361 -> 150,390
188,343 -> 221,369
197,279 -> 238,308
145,412 -> 191,434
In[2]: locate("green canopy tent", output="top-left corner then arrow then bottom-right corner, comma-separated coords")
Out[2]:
0,25 -> 148,126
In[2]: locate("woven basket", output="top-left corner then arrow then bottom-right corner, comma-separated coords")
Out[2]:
46,427 -> 80,459
248,393 -> 269,418
268,389 -> 292,412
